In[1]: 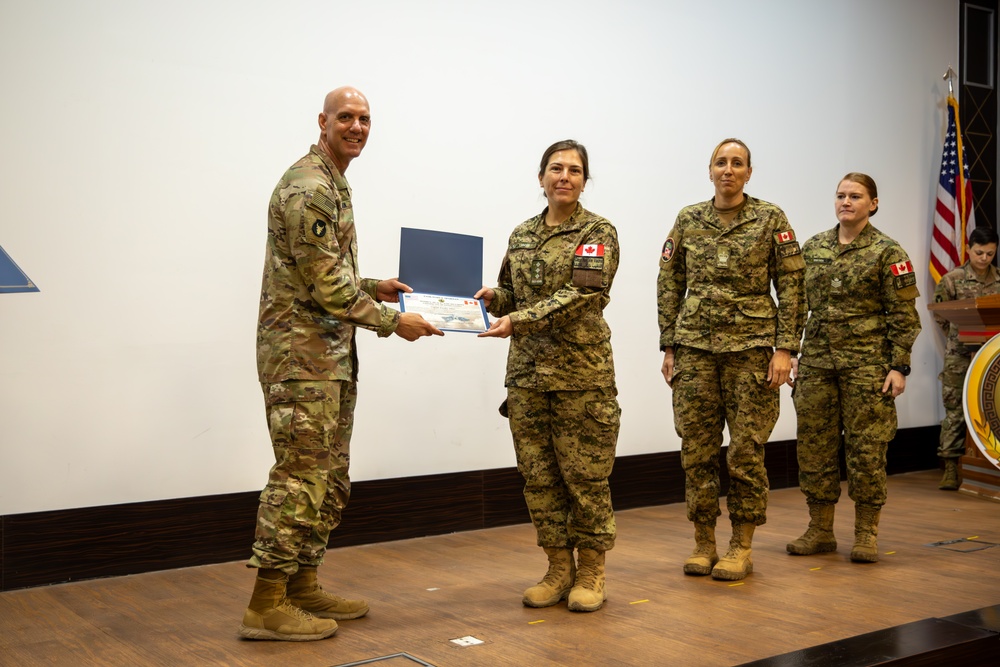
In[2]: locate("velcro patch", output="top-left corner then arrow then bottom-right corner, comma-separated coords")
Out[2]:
307,192 -> 338,219
894,272 -> 917,290
662,237 -> 675,262
575,243 -> 605,258
774,229 -> 797,244
777,242 -> 802,258
890,260 -> 914,277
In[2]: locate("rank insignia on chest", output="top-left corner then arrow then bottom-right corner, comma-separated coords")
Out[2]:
662,237 -> 674,262
716,245 -> 730,268
573,243 -> 606,270
529,259 -> 545,285
831,276 -> 843,293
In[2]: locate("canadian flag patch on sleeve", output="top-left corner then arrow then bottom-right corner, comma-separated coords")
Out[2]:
890,260 -> 914,276
573,242 -> 606,270
773,230 -> 796,244
576,243 -> 605,257
890,259 -> 917,290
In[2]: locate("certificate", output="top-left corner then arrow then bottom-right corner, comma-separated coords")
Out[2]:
398,228 -> 489,333
398,292 -> 490,333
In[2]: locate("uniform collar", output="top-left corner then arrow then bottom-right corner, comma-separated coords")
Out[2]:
822,220 -> 878,251
962,260 -> 1000,285
704,194 -> 759,231
310,144 -> 350,190
532,202 -> 588,234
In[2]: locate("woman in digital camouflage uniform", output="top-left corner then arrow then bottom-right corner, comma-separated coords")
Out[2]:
787,172 -> 921,563
658,138 -> 806,581
477,140 -> 620,612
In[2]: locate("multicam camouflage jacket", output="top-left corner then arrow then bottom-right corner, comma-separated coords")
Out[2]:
257,145 -> 399,383
799,223 -> 920,370
488,204 -> 619,391
933,261 -> 1000,355
657,196 -> 806,354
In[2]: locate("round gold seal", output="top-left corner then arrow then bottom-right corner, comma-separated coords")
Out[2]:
962,334 -> 1000,469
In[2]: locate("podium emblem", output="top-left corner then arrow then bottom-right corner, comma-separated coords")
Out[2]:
963,335 -> 1000,470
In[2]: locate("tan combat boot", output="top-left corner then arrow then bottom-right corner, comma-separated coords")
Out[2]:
567,548 -> 606,612
238,569 -> 339,641
523,547 -> 576,608
939,459 -> 960,490
786,503 -> 837,555
851,505 -> 881,563
712,524 -> 755,581
286,565 -> 369,620
683,522 -> 718,575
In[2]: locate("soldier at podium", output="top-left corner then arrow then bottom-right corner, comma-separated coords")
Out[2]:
932,226 -> 1000,490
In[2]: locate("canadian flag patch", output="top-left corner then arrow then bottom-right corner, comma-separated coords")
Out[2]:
576,243 -> 605,257
774,230 -> 796,244
890,260 -> 914,276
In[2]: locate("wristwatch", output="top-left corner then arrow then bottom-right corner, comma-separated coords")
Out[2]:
890,364 -> 911,377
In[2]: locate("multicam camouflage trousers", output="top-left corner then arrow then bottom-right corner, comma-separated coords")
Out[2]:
248,380 -> 358,573
938,351 -> 971,460
793,364 -> 895,507
672,346 -> 777,526
505,386 -> 620,552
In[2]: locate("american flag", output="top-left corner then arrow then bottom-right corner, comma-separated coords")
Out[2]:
929,95 -> 977,283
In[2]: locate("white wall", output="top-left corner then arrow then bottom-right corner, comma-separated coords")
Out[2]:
0,0 -> 959,515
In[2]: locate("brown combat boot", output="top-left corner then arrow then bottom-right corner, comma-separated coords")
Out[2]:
786,503 -> 837,555
286,565 -> 369,620
567,548 -> 606,612
851,505 -> 881,563
712,524 -> 755,580
683,522 -> 719,575
238,569 -> 339,641
522,547 -> 576,608
939,459 -> 960,490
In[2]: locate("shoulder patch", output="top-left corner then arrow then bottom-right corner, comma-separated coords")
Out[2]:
662,237 -> 675,262
890,260 -> 914,277
307,191 -> 338,219
774,229 -> 797,244
574,242 -> 606,270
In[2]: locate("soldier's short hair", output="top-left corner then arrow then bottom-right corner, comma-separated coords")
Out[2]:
840,172 -> 879,217
970,226 -> 1000,247
710,138 -> 751,168
539,140 -> 590,182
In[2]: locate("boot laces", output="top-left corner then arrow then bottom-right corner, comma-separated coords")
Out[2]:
280,599 -> 317,621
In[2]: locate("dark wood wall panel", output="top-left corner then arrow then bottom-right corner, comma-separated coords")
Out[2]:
0,426 -> 940,591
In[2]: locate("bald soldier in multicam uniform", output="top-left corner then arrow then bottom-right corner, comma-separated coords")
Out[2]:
658,138 -> 806,581
787,172 -> 920,564
240,87 -> 442,642
932,226 -> 1000,490
478,140 -> 620,613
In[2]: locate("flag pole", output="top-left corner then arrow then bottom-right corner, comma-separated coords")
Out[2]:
943,66 -> 956,96
944,67 -> 970,263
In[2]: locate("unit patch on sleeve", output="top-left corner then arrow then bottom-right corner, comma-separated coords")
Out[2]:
662,237 -> 675,262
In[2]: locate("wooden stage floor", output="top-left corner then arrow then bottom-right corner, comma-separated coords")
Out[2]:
1,470 -> 998,666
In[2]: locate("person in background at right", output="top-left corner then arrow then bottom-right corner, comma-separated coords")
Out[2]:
932,226 -> 1000,490
788,172 -> 921,564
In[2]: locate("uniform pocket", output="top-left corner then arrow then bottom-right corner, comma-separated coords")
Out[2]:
585,396 -> 622,428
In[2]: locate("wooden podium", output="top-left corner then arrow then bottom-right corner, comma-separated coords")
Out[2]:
928,293 -> 1000,501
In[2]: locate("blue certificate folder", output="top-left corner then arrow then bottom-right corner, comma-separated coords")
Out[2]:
397,228 -> 490,332
0,245 -> 39,294
398,228 -> 483,297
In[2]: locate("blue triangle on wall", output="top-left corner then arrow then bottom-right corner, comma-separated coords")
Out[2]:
0,245 -> 39,293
